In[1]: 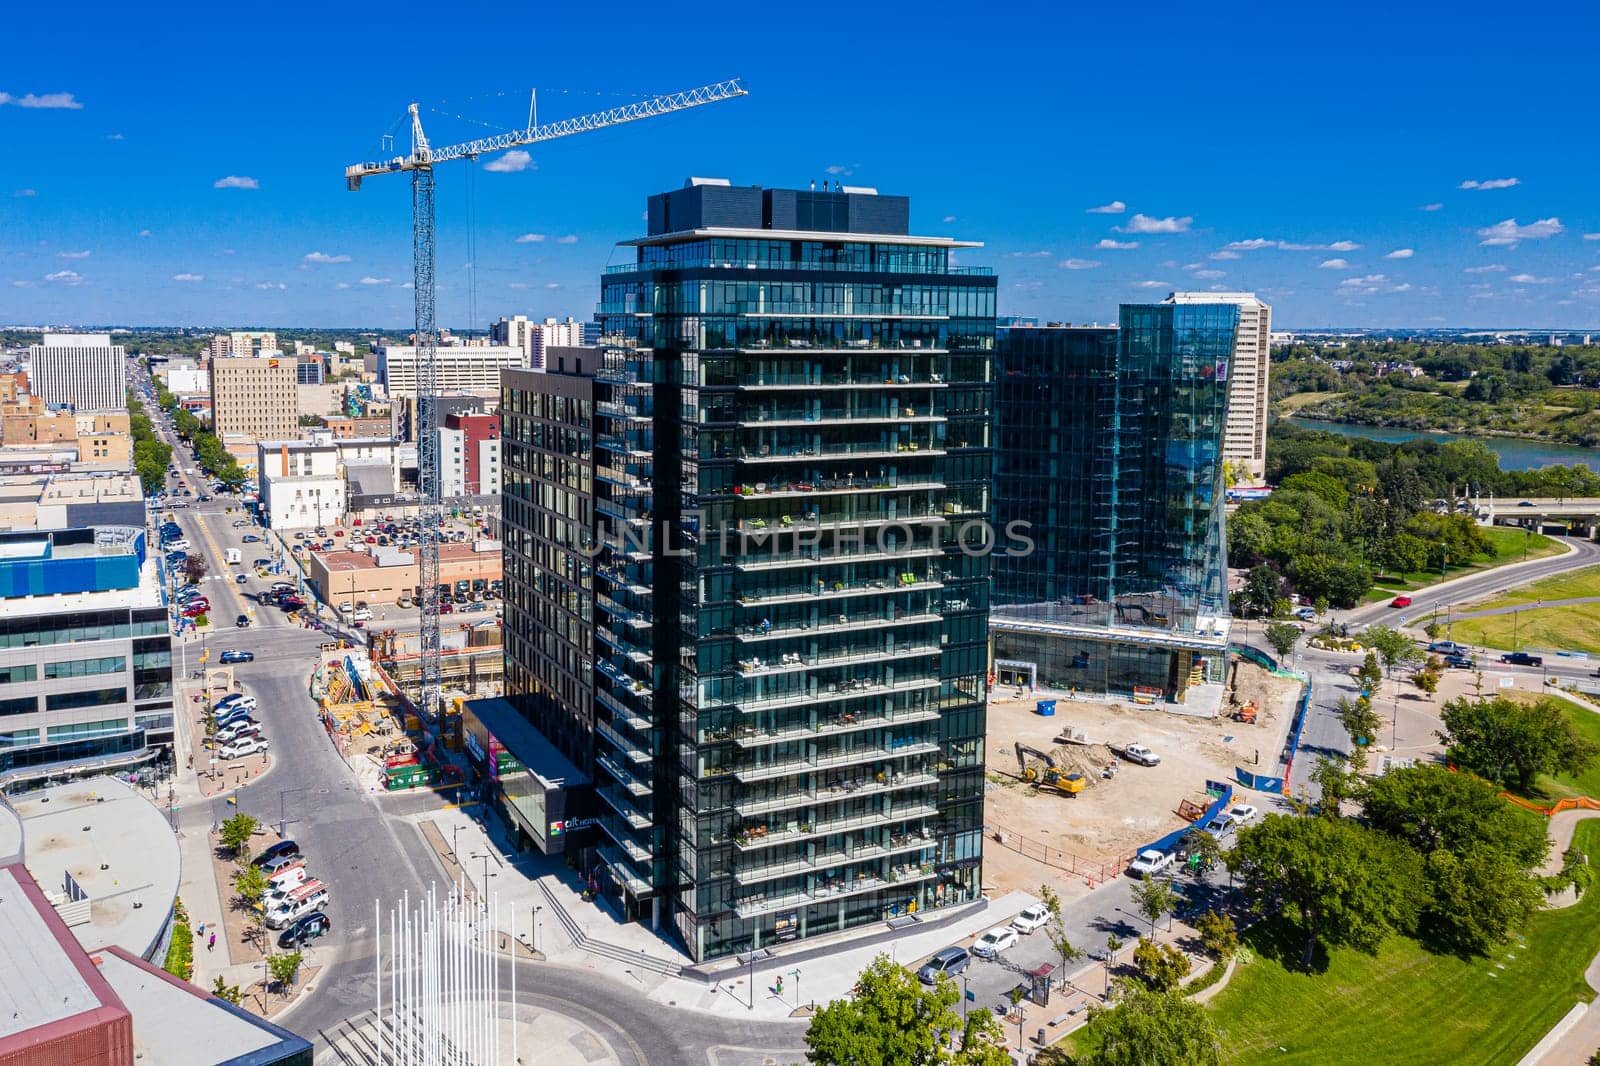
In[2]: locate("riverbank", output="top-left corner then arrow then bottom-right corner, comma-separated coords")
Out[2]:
1284,417 -> 1600,473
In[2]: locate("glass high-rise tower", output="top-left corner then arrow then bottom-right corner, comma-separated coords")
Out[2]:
503,179 -> 996,962
990,302 -> 1236,702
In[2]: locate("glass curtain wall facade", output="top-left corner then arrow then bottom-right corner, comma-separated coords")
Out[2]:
593,183 -> 995,961
992,305 -> 1236,702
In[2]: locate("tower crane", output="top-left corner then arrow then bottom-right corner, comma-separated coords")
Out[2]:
346,79 -> 748,725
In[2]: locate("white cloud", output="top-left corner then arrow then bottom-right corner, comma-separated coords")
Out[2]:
137,229 -> 151,238
1008,250 -> 1053,258
545,282 -> 561,289
1226,238 -> 1277,251
557,235 -> 578,244
1326,240 -> 1361,252
1336,273 -> 1409,296
359,276 -> 392,285
1087,200 -> 1126,214
171,273 -> 204,282
507,282 -> 529,290
1419,203 -> 1444,212
1096,239 -> 1139,250
1117,214 -> 1192,234
13,189 -> 37,198
1585,233 -> 1600,241
1133,280 -> 1169,288
106,132 -> 124,140
1319,258 -> 1350,270
1508,273 -> 1554,284
1226,237 -> 1361,252
0,92 -> 83,109
942,215 -> 956,223
213,175 -> 259,190
1191,269 -> 1226,279
1477,217 -> 1563,246
57,250 -> 90,259
43,269 -> 84,285
1463,264 -> 1507,274
1459,177 -> 1520,190
334,282 -> 352,290
825,163 -> 859,177
255,281 -> 286,290
515,233 -> 546,243
1057,258 -> 1102,270
1384,248 -> 1415,259
222,248 -> 235,255
1209,250 -> 1240,260
303,251 -> 351,264
483,150 -> 534,173
10,280 -> 33,288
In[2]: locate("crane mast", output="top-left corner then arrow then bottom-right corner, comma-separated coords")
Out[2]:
347,80 -> 746,726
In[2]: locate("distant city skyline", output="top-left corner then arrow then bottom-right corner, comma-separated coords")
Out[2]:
3,1 -> 1597,328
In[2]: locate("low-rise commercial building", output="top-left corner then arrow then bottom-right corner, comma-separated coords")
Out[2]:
307,541 -> 501,607
0,526 -> 173,787
257,441 -> 345,530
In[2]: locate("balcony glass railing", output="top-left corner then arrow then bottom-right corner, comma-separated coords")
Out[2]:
724,706 -> 941,749
721,476 -> 946,501
734,804 -> 939,852
733,863 -> 939,920
727,739 -> 941,783
735,642 -> 942,679
733,575 -> 943,608
705,440 -> 943,462
734,610 -> 940,643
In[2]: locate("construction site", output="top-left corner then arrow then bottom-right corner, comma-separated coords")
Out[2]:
980,656 -> 1301,901
365,623 -> 504,701
310,642 -> 465,794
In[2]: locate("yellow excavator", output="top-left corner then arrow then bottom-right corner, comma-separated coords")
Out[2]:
1015,743 -> 1087,796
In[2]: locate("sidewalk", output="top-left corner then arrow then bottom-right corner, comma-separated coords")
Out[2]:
414,803 -> 1034,1022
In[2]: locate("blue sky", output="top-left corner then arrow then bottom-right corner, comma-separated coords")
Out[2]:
3,0 -> 1597,330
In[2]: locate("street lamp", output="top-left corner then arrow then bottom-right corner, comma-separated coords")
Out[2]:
532,904 -> 543,954
278,787 -> 308,838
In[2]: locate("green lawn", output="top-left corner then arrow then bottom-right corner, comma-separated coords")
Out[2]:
1462,563 -> 1600,609
1207,821 -> 1600,1065
1450,602 -> 1600,655
1361,528 -> 1562,603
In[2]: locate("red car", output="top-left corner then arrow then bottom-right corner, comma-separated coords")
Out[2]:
182,601 -> 209,617
1390,595 -> 1413,608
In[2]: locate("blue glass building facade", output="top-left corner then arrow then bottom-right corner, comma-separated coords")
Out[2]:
991,304 -> 1236,701
559,180 -> 996,961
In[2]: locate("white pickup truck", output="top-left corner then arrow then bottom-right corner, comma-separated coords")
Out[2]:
1113,743 -> 1161,767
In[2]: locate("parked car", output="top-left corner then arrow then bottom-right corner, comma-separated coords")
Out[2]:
1390,595 -> 1413,608
1293,606 -> 1316,621
352,607 -> 373,622
277,910 -> 332,949
1011,903 -> 1052,935
167,539 -> 192,551
971,926 -> 1019,959
182,602 -> 209,618
1500,651 -> 1544,667
252,840 -> 302,868
215,721 -> 260,744
214,692 -> 250,709
1201,815 -> 1236,839
242,534 -> 261,543
232,519 -> 249,528
218,736 -> 268,759
1128,849 -> 1176,879
1428,640 -> 1468,656
266,884 -> 330,929
1118,744 -> 1161,767
1227,804 -> 1260,824
1444,654 -> 1477,669
916,946 -> 971,984
219,650 -> 254,664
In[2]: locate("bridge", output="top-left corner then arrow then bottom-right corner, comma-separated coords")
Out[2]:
1479,497 -> 1600,537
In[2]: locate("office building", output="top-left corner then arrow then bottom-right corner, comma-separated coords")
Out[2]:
991,306 -> 1236,703
210,357 -> 298,443
1165,292 -> 1270,481
439,412 -> 501,498
256,441 -> 346,529
227,330 -> 278,358
0,526 -> 174,786
27,334 -> 127,413
501,179 -> 995,961
294,353 -> 325,385
376,344 -> 523,397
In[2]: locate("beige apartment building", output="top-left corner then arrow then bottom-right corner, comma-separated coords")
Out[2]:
1166,291 -> 1272,481
210,357 -> 298,442
307,542 -> 502,606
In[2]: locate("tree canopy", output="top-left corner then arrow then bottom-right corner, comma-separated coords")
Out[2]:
1077,988 -> 1222,1066
1437,695 -> 1600,794
804,955 -> 1009,1066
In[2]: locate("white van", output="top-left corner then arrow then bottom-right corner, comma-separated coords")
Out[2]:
266,881 -> 330,928
225,548 -> 242,565
266,862 -> 309,895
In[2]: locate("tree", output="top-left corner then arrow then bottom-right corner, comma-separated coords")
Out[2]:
183,555 -> 209,585
1227,814 -> 1425,969
1077,988 -> 1222,1066
1437,695 -> 1600,794
805,954 -> 968,1066
1131,938 -> 1190,993
1336,695 -> 1382,770
1357,652 -> 1384,694
1242,564 -> 1282,617
1038,884 -> 1083,983
1363,625 -> 1422,678
1264,622 -> 1301,662
218,813 -> 259,861
1286,553 -> 1372,609
267,951 -> 303,999
1309,757 -> 1356,813
1413,666 -> 1440,699
1184,829 -> 1225,875
1194,910 -> 1239,960
211,976 -> 243,1004
1421,845 -> 1543,956
1361,764 -> 1548,869
234,863 -> 269,909
1130,877 -> 1178,938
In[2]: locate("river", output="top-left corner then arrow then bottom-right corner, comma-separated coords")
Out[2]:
1286,417 -> 1600,473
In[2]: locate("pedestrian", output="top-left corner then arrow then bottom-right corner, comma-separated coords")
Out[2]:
208,932 -> 216,952
775,975 -> 784,996
197,922 -> 205,938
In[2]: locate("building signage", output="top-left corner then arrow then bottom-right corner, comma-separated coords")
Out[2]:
463,729 -> 486,763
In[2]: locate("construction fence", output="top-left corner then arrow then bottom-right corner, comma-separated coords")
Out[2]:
986,818 -> 1134,886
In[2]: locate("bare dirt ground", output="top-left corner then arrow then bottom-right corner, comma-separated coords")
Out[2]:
981,663 -> 1301,901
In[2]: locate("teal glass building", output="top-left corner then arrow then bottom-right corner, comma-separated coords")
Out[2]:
991,303 -> 1236,702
